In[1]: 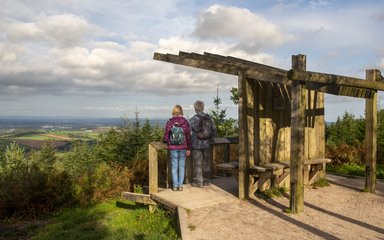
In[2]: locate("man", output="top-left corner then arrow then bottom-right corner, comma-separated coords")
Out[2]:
189,100 -> 216,187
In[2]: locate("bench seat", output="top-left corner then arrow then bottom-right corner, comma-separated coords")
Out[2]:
216,158 -> 332,197
216,161 -> 239,177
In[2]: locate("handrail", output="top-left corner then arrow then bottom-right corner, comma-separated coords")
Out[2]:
148,137 -> 238,193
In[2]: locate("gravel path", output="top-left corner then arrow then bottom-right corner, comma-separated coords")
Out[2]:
184,174 -> 384,240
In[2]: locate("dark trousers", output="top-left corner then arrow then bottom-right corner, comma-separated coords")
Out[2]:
192,147 -> 211,184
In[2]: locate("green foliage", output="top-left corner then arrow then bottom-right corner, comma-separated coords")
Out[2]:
376,109 -> 384,165
284,208 -> 293,214
63,141 -> 100,177
32,200 -> 178,240
209,87 -> 238,137
188,224 -> 197,231
0,140 -> 132,218
0,114 -> 164,219
95,117 -> 162,164
1,142 -> 26,174
39,142 -> 57,167
325,110 -> 384,168
311,178 -> 330,188
326,163 -> 364,177
325,112 -> 366,166
326,163 -> 384,178
230,87 -> 239,105
133,184 -> 144,194
326,143 -> 364,165
0,142 -> 73,218
326,112 -> 365,147
257,186 -> 287,199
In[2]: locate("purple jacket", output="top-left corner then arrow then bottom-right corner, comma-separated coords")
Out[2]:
163,115 -> 191,150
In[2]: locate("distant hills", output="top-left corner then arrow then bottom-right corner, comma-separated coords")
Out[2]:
0,116 -> 168,130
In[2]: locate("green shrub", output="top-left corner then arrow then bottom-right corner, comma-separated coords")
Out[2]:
257,186 -> 287,199
311,178 -> 330,188
326,143 -> 364,165
327,163 -> 384,179
0,116 -> 164,219
0,141 -> 133,219
0,143 -> 74,218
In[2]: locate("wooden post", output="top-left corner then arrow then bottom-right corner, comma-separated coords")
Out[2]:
148,143 -> 159,212
289,54 -> 306,213
365,70 -> 378,193
148,143 -> 158,194
238,71 -> 249,199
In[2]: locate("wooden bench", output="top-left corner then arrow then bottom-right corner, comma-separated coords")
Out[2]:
217,161 -> 290,195
249,162 -> 291,195
218,158 -> 332,197
304,158 -> 332,184
216,161 -> 239,177
273,158 -> 332,185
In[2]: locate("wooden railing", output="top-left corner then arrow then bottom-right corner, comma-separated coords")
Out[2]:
148,137 -> 239,195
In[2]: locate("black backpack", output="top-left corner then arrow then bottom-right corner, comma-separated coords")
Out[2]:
196,114 -> 213,140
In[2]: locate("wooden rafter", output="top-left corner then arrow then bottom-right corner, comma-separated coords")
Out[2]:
288,69 -> 384,91
153,51 -> 381,99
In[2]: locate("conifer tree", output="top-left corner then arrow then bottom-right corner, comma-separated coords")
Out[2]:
210,87 -> 237,137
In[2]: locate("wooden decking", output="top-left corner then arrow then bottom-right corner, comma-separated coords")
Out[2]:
150,177 -> 239,211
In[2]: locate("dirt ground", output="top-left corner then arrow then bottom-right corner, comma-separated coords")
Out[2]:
185,174 -> 384,240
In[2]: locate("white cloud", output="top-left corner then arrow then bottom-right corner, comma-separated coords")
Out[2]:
0,4 -> 288,100
36,14 -> 97,47
5,14 -> 99,47
0,1 -> 383,120
380,58 -> 384,69
193,5 -> 294,53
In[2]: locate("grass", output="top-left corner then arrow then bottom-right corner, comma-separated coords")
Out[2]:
257,186 -> 287,199
28,200 -> 179,240
14,133 -> 54,140
5,130 -> 99,142
327,163 -> 384,179
187,224 -> 197,231
311,178 -> 330,188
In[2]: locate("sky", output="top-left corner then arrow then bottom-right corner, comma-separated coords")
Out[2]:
1,0 -> 384,121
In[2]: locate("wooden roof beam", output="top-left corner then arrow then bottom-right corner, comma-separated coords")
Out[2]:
288,69 -> 384,91
154,51 -> 377,99
153,52 -> 239,75
154,52 -> 292,85
181,51 -> 288,75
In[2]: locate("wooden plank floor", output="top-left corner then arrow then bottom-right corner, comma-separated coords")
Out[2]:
152,176 -> 239,210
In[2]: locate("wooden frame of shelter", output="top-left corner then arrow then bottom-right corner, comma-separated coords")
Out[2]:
153,51 -> 384,213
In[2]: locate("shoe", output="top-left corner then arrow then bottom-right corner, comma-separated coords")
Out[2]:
178,186 -> 183,191
191,182 -> 203,188
203,180 -> 210,186
172,187 -> 177,191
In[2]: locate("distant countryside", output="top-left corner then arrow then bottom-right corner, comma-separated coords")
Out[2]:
2,128 -> 100,151
0,117 -> 166,152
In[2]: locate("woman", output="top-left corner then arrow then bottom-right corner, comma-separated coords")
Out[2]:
163,105 -> 191,191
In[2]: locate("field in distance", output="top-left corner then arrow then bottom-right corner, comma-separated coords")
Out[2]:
0,129 -> 104,151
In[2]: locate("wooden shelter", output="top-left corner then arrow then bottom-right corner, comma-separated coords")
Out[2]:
153,51 -> 384,213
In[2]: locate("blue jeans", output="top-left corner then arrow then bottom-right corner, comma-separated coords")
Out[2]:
170,150 -> 186,188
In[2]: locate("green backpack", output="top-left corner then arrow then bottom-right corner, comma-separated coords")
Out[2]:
170,123 -> 185,145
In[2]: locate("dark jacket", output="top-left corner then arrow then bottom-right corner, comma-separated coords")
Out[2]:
163,115 -> 191,150
189,111 -> 216,150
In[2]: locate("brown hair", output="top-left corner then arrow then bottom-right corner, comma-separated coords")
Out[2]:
172,105 -> 183,116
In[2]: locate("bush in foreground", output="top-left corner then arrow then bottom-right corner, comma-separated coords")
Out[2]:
1,200 -> 179,240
